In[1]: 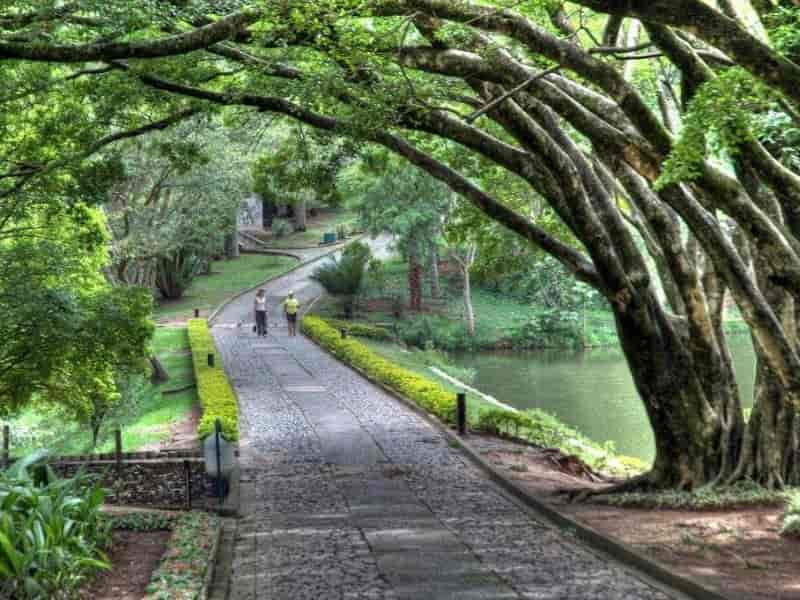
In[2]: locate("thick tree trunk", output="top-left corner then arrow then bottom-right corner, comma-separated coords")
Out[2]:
294,198 -> 307,231
262,196 -> 275,228
429,243 -> 441,297
408,240 -> 423,312
612,289 -> 737,490
224,230 -> 239,259
150,356 -> 169,383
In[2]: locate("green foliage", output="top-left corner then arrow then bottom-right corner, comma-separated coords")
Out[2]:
311,241 -> 371,317
303,315 -> 459,422
656,68 -> 772,189
320,318 -> 393,340
781,492 -> 800,538
187,319 -> 239,441
272,218 -> 293,239
143,512 -> 220,600
0,454 -> 110,598
0,204 -> 154,422
596,482 -> 790,510
109,512 -> 176,532
302,316 -> 637,474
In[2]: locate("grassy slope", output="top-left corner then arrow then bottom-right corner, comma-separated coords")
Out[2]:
154,254 -> 297,320
7,327 -> 195,457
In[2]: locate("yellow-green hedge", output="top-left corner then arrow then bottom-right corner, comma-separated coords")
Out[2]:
302,316 -> 457,423
188,319 -> 239,441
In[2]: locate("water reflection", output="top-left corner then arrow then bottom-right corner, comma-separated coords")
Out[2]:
452,336 -> 756,463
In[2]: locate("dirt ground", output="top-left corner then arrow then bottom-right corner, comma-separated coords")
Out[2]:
82,530 -> 170,600
140,403 -> 201,453
474,436 -> 800,600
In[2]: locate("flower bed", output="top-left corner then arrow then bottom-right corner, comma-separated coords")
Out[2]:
187,319 -> 239,441
111,511 -> 221,600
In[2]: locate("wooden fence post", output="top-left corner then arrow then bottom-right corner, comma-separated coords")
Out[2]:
114,428 -> 122,473
184,460 -> 192,510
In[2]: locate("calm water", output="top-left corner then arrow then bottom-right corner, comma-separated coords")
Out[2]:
451,336 -> 756,463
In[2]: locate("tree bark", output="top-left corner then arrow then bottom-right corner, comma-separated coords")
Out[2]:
294,197 -> 307,231
408,239 -> 423,311
150,356 -> 169,383
429,241 -> 441,297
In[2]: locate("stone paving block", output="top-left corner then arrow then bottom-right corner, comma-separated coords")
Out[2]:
210,250 -> 678,600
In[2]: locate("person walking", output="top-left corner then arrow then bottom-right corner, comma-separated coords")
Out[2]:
254,289 -> 268,337
283,291 -> 300,337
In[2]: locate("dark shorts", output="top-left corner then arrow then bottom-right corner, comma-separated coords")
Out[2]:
286,313 -> 297,322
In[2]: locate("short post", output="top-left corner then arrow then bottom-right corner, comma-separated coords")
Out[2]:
215,419 -> 223,507
114,427 -> 123,472
183,459 -> 192,510
2,424 -> 9,468
207,353 -> 215,367
340,328 -> 348,339
456,392 -> 467,436
194,308 -> 200,318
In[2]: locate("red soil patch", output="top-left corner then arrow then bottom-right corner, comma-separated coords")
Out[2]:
474,437 -> 800,599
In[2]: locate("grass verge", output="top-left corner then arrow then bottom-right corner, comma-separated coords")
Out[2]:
154,254 -> 297,321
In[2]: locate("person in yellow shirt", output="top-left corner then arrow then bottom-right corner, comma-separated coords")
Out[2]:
283,291 -> 300,337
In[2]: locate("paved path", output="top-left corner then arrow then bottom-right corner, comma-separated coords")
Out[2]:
211,238 -> 677,600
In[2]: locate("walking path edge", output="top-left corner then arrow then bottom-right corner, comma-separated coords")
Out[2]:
301,327 -> 728,600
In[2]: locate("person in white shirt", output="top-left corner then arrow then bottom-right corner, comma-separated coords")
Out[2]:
254,289 -> 268,336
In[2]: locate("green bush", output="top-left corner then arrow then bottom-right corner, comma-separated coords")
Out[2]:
187,319 -> 239,441
0,452 -> 110,598
272,218 -> 293,238
321,318 -> 393,341
302,316 -> 457,423
144,512 -> 220,600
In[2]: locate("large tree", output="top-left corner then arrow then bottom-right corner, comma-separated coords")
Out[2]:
6,0 -> 800,490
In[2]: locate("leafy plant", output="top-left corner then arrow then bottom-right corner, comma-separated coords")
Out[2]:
311,241 -> 371,318
272,218 -> 293,239
0,452 -> 111,598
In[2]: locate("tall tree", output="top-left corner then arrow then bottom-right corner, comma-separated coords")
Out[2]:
5,0 -> 800,490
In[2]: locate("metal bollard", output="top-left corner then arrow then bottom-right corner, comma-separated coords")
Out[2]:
184,459 -> 192,510
194,308 -> 200,318
208,353 -> 215,367
2,425 -> 9,467
457,392 -> 467,436
341,328 -> 348,339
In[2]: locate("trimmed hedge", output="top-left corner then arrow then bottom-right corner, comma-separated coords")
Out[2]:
302,316 -> 457,423
302,315 -> 646,476
318,318 -> 393,340
188,319 -> 239,441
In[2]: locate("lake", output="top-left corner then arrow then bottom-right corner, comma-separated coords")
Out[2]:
451,335 -> 756,463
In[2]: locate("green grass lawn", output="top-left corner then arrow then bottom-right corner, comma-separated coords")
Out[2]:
154,254 -> 298,321
253,210 -> 358,249
5,327 -> 196,457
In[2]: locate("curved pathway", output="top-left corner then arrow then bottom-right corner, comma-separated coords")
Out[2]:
211,237 -> 678,600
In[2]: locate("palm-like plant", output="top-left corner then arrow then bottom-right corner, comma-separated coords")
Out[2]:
311,242 -> 371,318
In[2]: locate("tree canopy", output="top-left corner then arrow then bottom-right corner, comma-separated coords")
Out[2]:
5,0 -> 800,490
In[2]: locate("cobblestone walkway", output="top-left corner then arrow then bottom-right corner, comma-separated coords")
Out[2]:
211,239 -> 678,600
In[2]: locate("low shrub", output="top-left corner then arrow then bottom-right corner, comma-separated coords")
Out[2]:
272,218 -> 293,239
143,512 -> 220,600
187,319 -> 239,441
0,452 -> 111,598
302,316 -> 457,423
320,318 -> 393,341
781,492 -> 800,538
596,481 -> 790,510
